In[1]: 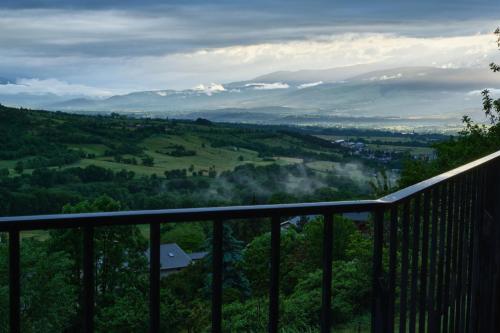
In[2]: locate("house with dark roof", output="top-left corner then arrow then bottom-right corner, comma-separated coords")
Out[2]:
146,243 -> 208,277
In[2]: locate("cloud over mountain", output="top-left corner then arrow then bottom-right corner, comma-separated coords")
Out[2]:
245,83 -> 290,90
0,78 -> 113,97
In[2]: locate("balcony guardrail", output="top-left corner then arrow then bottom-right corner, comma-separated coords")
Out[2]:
1,151 -> 500,333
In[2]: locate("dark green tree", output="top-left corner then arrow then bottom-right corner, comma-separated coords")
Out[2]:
0,239 -> 76,333
141,155 -> 154,167
205,224 -> 250,300
14,161 -> 23,174
160,263 -> 210,332
208,165 -> 217,178
161,223 -> 206,252
48,195 -> 149,331
0,168 -> 8,178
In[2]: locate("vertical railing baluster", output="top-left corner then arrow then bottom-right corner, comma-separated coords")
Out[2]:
388,206 -> 398,333
399,202 -> 410,333
469,167 -> 486,332
427,187 -> 440,333
268,215 -> 281,333
436,183 -> 448,332
462,172 -> 472,330
449,178 -> 461,333
150,222 -> 160,333
321,214 -> 334,333
465,171 -> 478,331
419,191 -> 430,333
9,229 -> 20,333
372,209 -> 385,333
409,195 -> 421,333
83,225 -> 94,333
443,180 -> 455,333
455,175 -> 467,332
212,220 -> 223,333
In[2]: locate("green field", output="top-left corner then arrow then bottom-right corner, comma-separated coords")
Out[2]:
305,160 -> 338,172
0,132 -> 304,177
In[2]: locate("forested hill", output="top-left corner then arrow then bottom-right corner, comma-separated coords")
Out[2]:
0,104 -> 377,217
0,103 -> 356,172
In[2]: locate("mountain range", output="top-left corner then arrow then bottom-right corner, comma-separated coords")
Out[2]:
1,66 -> 499,130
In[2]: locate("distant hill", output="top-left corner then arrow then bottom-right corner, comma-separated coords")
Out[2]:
0,92 -> 74,109
349,66 -> 500,87
248,63 -> 384,84
2,66 -> 499,130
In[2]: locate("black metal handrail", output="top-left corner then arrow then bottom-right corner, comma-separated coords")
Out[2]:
1,150 -> 500,333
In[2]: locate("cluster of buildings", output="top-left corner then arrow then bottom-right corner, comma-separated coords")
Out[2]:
334,139 -> 396,163
333,139 -> 435,163
334,139 -> 365,150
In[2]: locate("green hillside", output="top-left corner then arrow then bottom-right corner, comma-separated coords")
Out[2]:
0,104 -> 348,177
0,104 -> 379,218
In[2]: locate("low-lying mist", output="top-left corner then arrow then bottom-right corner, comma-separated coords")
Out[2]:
161,162 -> 379,207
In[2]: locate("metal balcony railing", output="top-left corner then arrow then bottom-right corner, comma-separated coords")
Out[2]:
1,151 -> 500,333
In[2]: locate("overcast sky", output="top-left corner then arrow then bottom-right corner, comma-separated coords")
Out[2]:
0,0 -> 499,96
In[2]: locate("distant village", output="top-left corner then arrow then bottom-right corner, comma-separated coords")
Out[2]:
332,138 -> 436,164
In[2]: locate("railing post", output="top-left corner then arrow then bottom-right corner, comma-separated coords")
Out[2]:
9,229 -> 20,333
150,222 -> 160,333
427,187 -> 440,333
465,171 -> 477,332
443,181 -> 455,333
436,184 -> 448,332
419,191 -> 430,333
268,215 -> 281,333
372,209 -> 385,333
83,226 -> 94,333
468,169 -> 484,333
410,195 -> 421,333
387,206 -> 398,333
321,214 -> 334,333
449,178 -> 462,333
455,176 -> 468,333
212,220 -> 223,333
400,202 -> 411,333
